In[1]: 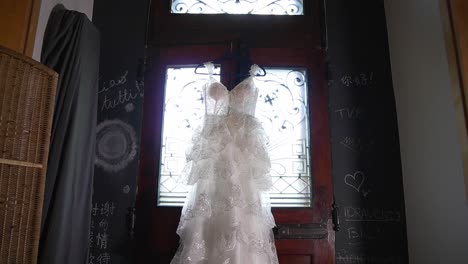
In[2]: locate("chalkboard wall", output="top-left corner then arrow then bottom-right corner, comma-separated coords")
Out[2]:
326,0 -> 408,263
88,1 -> 150,263
88,0 -> 408,263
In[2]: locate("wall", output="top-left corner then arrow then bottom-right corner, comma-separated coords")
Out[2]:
326,1 -> 408,262
32,0 -> 94,61
88,1 -> 149,263
384,0 -> 468,263
87,1 -> 409,263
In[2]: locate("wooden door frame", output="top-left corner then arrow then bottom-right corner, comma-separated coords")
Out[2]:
443,0 -> 468,202
25,0 -> 41,57
135,1 -> 335,262
135,45 -> 230,263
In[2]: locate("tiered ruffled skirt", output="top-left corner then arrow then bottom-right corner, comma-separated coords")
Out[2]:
171,113 -> 279,264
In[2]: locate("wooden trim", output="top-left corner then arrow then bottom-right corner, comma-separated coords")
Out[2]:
442,0 -> 468,202
0,158 -> 43,168
0,0 -> 41,57
24,0 -> 41,57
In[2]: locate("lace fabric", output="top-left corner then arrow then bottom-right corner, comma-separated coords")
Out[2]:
171,63 -> 279,264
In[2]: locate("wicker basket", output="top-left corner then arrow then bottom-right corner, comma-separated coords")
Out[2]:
0,46 -> 57,264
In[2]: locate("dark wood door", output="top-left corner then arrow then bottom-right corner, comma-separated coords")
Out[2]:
136,1 -> 334,263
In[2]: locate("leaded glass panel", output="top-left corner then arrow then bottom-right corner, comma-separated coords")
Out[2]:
157,66 -> 312,207
256,68 -> 311,207
171,0 -> 304,15
158,66 -> 220,206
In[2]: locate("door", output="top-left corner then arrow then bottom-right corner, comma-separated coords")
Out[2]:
136,1 -> 334,263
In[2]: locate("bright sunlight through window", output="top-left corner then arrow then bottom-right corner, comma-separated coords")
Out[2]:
158,66 -> 312,207
171,0 -> 304,15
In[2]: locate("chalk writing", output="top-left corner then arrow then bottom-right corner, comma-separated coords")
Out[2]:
99,70 -> 128,94
101,88 -> 139,112
99,219 -> 109,231
92,203 -> 99,216
135,79 -> 145,97
96,232 -> 109,249
335,107 -> 364,120
100,201 -> 116,217
99,69 -> 144,112
89,230 -> 94,247
340,72 -> 374,87
347,226 -> 380,244
340,137 -> 374,153
97,252 -> 111,264
92,202 -> 116,217
90,200 -> 116,263
88,254 -> 95,264
344,207 -> 401,222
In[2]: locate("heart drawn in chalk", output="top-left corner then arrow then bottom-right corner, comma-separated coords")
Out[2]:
344,171 -> 366,192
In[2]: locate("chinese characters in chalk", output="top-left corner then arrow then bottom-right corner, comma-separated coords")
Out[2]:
89,201 -> 117,264
340,72 -> 374,87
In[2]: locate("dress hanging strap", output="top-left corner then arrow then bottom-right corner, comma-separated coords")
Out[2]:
204,61 -> 215,76
249,64 -> 261,77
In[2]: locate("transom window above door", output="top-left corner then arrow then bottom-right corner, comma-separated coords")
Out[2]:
171,0 -> 304,15
158,65 -> 312,207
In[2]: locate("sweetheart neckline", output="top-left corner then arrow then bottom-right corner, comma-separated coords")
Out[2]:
208,76 -> 256,94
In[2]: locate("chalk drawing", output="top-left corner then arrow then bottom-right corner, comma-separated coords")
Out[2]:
344,171 -> 366,193
95,119 -> 137,172
123,185 -> 130,194
125,103 -> 135,112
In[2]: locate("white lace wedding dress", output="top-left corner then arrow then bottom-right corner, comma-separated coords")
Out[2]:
170,63 -> 279,264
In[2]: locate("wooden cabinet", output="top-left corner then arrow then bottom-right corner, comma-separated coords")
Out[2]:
0,0 -> 41,57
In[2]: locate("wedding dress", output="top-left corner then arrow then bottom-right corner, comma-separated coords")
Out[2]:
170,63 -> 279,264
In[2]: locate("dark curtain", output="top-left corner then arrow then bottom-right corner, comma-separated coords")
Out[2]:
38,5 -> 99,264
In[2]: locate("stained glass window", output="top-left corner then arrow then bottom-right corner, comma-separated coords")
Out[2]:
171,0 -> 304,15
157,66 -> 311,207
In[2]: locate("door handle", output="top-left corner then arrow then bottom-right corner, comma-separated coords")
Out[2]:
332,197 -> 340,232
273,223 -> 328,239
